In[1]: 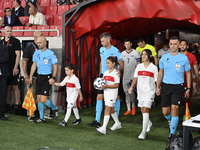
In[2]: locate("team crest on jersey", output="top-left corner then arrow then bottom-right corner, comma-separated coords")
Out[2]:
44,59 -> 48,64
175,64 -> 181,70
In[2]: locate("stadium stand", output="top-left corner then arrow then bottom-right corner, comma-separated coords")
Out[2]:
23,26 -> 37,36
3,1 -> 12,8
0,0 -> 79,36
46,6 -> 58,15
37,25 -> 50,36
45,15 -> 54,25
12,26 -> 24,37
49,25 -> 62,36
40,0 -> 51,6
19,16 -> 29,26
57,5 -> 69,14
53,15 -> 63,25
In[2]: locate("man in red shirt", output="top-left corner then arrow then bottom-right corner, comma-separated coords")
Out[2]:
180,40 -> 199,114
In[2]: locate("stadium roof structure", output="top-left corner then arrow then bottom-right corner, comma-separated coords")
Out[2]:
60,0 -> 200,107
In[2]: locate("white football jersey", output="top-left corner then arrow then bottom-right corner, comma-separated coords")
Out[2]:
122,49 -> 141,92
134,63 -> 158,101
103,69 -> 120,103
60,75 -> 81,102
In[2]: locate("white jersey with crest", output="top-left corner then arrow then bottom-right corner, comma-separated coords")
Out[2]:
122,49 -> 141,92
103,69 -> 120,104
134,63 -> 158,101
60,75 -> 81,102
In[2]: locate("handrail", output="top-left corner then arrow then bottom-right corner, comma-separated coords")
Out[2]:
0,29 -> 60,37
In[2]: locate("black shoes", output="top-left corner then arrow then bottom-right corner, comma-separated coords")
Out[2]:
53,109 -> 58,120
32,118 -> 45,123
165,134 -> 174,150
0,116 -> 8,121
72,118 -> 82,125
87,120 -> 100,128
59,120 -> 67,127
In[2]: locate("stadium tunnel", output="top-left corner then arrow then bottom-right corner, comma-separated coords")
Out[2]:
58,0 -> 200,108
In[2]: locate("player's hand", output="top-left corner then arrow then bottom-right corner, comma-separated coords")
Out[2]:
13,67 -> 19,76
116,69 -> 121,78
185,89 -> 190,98
49,78 -> 55,85
101,84 -> 107,90
128,88 -> 132,94
25,78 -> 30,85
79,96 -> 83,102
29,77 -> 33,85
196,82 -> 199,90
156,87 -> 161,96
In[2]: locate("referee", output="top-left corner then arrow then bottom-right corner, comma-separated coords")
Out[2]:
29,36 -> 58,123
156,36 -> 191,147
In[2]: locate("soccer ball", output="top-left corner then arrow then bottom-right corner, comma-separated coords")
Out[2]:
93,78 -> 105,90
191,137 -> 200,150
170,137 -> 183,150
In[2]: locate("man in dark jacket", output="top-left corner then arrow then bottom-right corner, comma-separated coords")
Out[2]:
4,7 -> 23,27
0,31 -> 10,120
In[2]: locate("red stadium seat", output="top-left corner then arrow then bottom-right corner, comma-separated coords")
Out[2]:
50,0 -> 57,6
49,25 -> 62,36
19,16 -> 29,26
12,26 -> 24,37
37,26 -> 50,37
45,15 -> 54,25
70,4 -> 78,9
3,1 -> 12,8
40,0 -> 50,6
53,15 -> 62,25
39,6 -> 47,15
0,9 -> 4,17
57,5 -> 69,15
46,6 -> 57,15
21,0 -> 25,8
24,26 -> 36,37
0,2 -> 3,9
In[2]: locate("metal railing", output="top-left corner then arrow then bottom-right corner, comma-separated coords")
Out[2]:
0,29 -> 60,37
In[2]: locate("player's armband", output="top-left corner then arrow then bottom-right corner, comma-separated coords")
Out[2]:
136,58 -> 141,62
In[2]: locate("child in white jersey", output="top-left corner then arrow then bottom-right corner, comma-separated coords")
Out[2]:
53,63 -> 83,127
128,49 -> 158,139
96,56 -> 121,134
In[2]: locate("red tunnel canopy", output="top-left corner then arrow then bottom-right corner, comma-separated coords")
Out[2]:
71,0 -> 200,39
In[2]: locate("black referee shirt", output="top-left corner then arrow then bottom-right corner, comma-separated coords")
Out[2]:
23,42 -> 38,77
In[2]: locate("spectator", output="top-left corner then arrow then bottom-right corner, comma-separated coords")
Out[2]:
0,17 -> 4,28
12,0 -> 24,17
24,0 -> 40,16
55,0 -> 67,6
27,7 -> 47,27
157,39 -> 170,61
4,8 -> 23,27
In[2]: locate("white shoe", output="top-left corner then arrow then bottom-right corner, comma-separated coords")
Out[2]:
146,121 -> 152,132
110,122 -> 121,131
138,132 -> 146,140
96,127 -> 106,135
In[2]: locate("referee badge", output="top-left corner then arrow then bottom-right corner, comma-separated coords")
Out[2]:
175,64 -> 181,70
44,59 -> 48,64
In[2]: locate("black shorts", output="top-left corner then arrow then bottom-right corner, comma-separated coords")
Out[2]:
7,74 -> 20,86
161,83 -> 184,107
36,74 -> 52,96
